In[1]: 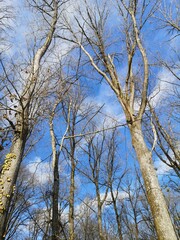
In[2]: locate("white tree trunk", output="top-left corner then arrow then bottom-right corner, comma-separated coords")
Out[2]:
130,122 -> 177,240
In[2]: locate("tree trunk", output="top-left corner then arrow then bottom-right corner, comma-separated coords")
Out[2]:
96,192 -> 104,240
135,217 -> 139,240
0,135 -> 26,239
130,121 -> 177,240
69,157 -> 75,240
50,110 -> 60,240
97,205 -> 104,240
110,188 -> 123,240
52,154 -> 60,240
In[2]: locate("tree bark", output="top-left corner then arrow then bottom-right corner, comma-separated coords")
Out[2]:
0,135 -> 27,239
97,199 -> 104,240
110,188 -> 123,240
130,121 -> 177,240
69,152 -> 75,240
50,107 -> 60,240
52,154 -> 60,240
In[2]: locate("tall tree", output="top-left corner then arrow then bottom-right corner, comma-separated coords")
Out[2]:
80,129 -> 119,240
49,81 -> 100,239
59,0 -> 178,239
62,88 -> 102,240
49,94 -> 70,240
0,0 -> 58,237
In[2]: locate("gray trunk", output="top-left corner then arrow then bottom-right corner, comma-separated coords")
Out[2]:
52,154 -> 60,240
69,159 -> 75,240
97,204 -> 104,240
96,190 -> 104,240
130,122 -> 177,240
110,188 -> 123,240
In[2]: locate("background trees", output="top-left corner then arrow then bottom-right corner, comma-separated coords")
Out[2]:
0,0 -> 179,239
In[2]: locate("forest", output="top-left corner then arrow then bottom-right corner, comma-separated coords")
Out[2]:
0,0 -> 179,239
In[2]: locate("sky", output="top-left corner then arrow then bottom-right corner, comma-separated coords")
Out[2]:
0,0 -> 179,237
1,0 -> 179,178
2,0 -> 178,187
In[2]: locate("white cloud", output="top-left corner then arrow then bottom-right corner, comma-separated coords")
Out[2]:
154,160 -> 172,175
75,190 -> 128,217
100,190 -> 129,205
27,157 -> 52,184
149,68 -> 178,108
84,83 -> 125,129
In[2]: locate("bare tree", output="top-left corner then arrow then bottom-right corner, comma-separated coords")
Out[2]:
4,166 -> 37,240
0,0 -> 58,237
145,102 -> 180,177
0,0 -> 14,153
79,129 -> 120,240
75,197 -> 99,240
0,0 -> 14,52
62,88 -> 102,240
49,80 -> 101,239
59,0 -> 178,239
49,94 -> 70,240
109,170 -> 126,240
157,0 -> 180,37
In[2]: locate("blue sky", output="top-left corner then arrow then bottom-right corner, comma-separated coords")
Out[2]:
1,0 -> 179,237
1,0 -> 179,179
7,0 -> 178,193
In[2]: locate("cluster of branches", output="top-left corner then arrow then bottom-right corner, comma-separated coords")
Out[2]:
0,0 -> 179,239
